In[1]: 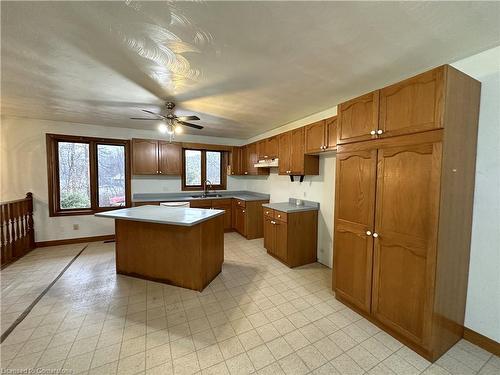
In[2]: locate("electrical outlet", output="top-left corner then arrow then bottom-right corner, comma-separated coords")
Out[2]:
73,224 -> 79,230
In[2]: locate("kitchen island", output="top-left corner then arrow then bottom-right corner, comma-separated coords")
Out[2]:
96,205 -> 224,291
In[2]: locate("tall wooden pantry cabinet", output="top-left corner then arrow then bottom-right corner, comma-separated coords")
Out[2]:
333,65 -> 481,362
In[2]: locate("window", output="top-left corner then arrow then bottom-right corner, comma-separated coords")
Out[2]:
47,134 -> 131,216
182,149 -> 226,191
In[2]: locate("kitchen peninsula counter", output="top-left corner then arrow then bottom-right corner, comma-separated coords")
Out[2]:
96,206 -> 224,291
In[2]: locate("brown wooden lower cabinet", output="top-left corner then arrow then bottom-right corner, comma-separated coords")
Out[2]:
232,199 -> 269,239
263,208 -> 318,267
212,199 -> 232,231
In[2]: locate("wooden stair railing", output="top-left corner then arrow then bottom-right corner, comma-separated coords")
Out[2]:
1,192 -> 35,267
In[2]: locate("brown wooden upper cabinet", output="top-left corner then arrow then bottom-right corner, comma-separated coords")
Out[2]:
245,142 -> 269,176
257,136 -> 279,160
279,128 -> 319,176
132,138 -> 181,175
278,132 -> 291,175
305,116 -> 337,153
337,91 -> 380,145
228,147 -> 242,175
338,66 -> 447,145
266,136 -> 279,159
378,66 -> 445,138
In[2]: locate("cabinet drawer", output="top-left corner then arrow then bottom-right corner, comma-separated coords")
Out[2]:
234,199 -> 246,208
213,198 -> 232,206
263,208 -> 274,219
274,211 -> 287,223
190,200 -> 212,208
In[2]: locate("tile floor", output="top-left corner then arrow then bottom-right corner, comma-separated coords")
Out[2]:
1,243 -> 87,334
0,232 -> 498,374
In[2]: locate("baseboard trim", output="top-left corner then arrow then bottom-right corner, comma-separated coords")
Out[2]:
35,234 -> 115,248
463,327 -> 500,356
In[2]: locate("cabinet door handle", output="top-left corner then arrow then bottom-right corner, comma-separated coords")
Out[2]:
366,231 -> 372,236
277,214 -> 281,218
242,210 -> 245,213
372,232 -> 379,238
377,129 -> 383,135
370,130 -> 376,135
159,171 -> 162,174
271,220 -> 276,224
265,211 -> 269,214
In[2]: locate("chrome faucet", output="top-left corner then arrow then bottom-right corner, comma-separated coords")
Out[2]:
203,180 -> 212,197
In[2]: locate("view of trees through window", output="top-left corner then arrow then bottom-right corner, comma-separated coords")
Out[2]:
58,142 -> 91,209
185,150 -> 202,186
184,149 -> 224,188
97,144 -> 126,207
206,151 -> 221,185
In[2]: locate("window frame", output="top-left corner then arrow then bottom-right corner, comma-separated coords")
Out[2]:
46,134 -> 131,217
181,148 -> 227,191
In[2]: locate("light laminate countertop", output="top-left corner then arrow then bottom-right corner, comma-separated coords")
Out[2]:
95,205 -> 224,226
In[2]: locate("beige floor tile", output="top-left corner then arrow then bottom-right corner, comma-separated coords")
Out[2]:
219,336 -> 245,360
62,351 -> 93,373
225,352 -> 255,375
330,352 -> 365,375
266,337 -> 293,360
90,343 -> 121,368
196,343 -> 224,369
146,343 -> 171,369
173,352 -> 201,375
296,344 -> 328,371
246,344 -> 275,370
202,361 -> 229,375
278,353 -> 309,375
117,351 -> 146,375
237,329 -> 263,351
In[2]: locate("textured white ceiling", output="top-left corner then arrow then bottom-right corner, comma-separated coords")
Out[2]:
2,1 -> 499,139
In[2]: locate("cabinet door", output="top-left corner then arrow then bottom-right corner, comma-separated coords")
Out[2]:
263,216 -> 275,254
274,220 -> 288,263
290,127 -> 305,174
247,143 -> 258,175
240,146 -> 249,175
257,140 -> 267,160
214,204 -> 232,230
266,136 -> 279,159
333,149 -> 377,313
372,142 -> 442,346
132,139 -> 158,175
235,206 -> 246,237
325,116 -> 337,150
278,132 -> 291,175
159,142 -> 181,175
229,147 -> 242,175
305,120 -> 326,154
379,67 -> 444,138
337,91 -> 379,145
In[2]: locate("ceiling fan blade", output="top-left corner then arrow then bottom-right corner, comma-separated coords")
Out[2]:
141,109 -> 165,118
130,117 -> 157,120
179,121 -> 203,130
176,115 -> 200,121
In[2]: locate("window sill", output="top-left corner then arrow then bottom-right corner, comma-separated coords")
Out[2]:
49,206 -> 130,217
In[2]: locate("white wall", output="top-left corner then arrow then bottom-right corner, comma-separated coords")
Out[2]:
451,46 -> 500,342
0,117 -> 244,242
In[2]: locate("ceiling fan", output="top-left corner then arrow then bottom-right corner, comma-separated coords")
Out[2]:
130,102 -> 203,136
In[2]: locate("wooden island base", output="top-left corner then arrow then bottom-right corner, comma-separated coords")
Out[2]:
114,215 -> 224,291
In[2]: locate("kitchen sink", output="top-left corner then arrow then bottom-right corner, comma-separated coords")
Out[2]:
191,194 -> 223,198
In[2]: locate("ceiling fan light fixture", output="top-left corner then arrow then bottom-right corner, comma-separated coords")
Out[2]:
175,125 -> 183,134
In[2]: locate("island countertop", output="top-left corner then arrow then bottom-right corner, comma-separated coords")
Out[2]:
95,205 -> 224,226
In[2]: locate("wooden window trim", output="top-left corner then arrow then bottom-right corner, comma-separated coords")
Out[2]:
46,133 -> 131,217
181,149 -> 227,191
